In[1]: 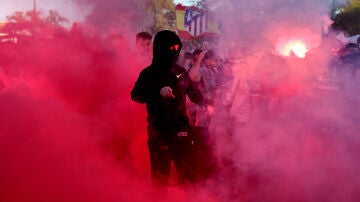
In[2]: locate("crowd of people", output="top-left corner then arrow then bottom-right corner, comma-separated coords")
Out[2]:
2,24 -> 358,191
131,30 -> 289,187
0,15 -> 360,199
131,29 -> 360,189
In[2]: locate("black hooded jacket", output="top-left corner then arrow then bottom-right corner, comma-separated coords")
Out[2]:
131,30 -> 205,131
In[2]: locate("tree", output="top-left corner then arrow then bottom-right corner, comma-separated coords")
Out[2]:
135,0 -> 176,34
6,10 -> 43,23
6,11 -> 29,23
346,0 -> 360,11
332,0 -> 360,35
6,9 -> 68,27
4,9 -> 68,40
45,10 -> 68,27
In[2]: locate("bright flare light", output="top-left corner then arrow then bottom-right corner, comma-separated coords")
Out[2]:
279,40 -> 309,58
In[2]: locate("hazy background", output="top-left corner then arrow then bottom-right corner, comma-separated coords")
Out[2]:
1,0 -> 360,202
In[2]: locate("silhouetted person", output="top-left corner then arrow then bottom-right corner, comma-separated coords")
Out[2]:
131,30 -> 209,186
135,31 -> 152,65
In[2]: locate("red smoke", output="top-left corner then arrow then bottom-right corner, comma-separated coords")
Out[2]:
0,20 -> 154,201
0,18 -> 219,201
1,0 -> 360,202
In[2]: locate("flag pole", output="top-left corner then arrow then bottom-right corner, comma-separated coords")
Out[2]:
33,0 -> 37,18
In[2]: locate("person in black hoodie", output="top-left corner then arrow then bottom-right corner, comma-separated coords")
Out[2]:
131,30 -> 208,186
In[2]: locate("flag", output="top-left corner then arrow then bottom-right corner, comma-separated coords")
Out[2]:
175,4 -> 220,39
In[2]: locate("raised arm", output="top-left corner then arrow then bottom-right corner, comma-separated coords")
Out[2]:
188,50 -> 207,82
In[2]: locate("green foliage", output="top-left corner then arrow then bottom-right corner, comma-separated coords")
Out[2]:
6,11 -> 27,23
45,10 -> 68,26
332,0 -> 360,35
6,9 -> 68,27
4,9 -> 68,40
345,0 -> 360,12
135,0 -> 176,34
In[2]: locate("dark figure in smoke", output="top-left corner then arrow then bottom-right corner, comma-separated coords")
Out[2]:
131,30 -> 207,186
135,31 -> 153,66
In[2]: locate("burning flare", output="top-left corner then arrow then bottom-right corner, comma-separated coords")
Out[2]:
277,40 -> 309,58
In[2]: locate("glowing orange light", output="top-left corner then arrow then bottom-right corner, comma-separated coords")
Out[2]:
170,44 -> 180,51
278,40 -> 309,58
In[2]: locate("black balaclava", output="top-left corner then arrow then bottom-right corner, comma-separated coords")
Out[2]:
151,30 -> 182,69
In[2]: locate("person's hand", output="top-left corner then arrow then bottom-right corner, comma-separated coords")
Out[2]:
198,50 -> 208,61
202,41 -> 211,50
160,86 -> 175,98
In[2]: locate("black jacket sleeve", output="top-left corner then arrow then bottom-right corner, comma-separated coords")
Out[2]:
131,70 -> 149,104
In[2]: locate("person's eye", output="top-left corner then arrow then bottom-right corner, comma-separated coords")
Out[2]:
170,45 -> 180,51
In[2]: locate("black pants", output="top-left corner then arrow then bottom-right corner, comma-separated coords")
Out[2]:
147,131 -> 196,186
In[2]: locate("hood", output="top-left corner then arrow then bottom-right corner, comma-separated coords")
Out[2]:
151,30 -> 182,68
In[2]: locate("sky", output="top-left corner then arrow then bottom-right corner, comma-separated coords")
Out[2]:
0,0 -> 193,25
0,0 -> 92,25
